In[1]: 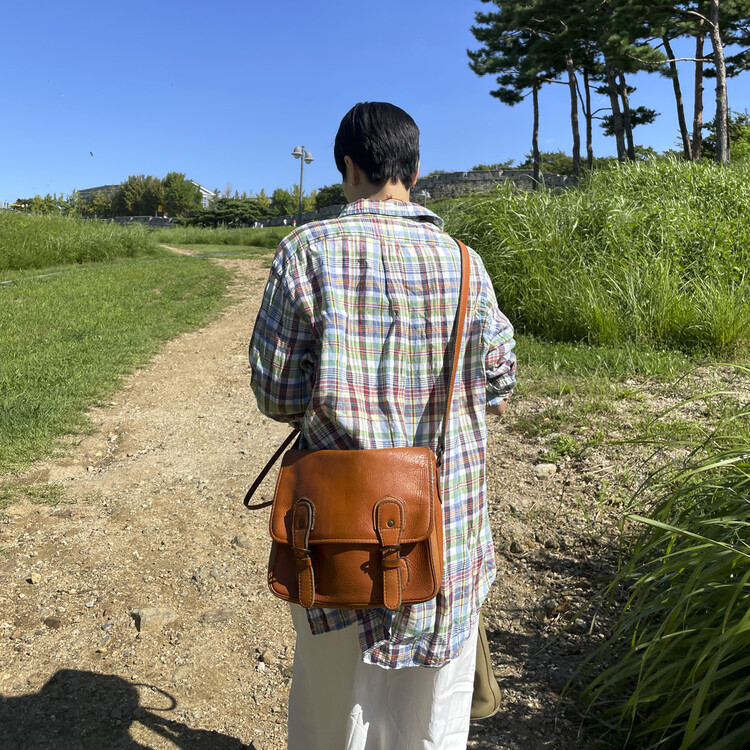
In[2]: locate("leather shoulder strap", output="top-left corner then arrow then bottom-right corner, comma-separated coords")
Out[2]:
244,429 -> 299,509
436,239 -> 470,465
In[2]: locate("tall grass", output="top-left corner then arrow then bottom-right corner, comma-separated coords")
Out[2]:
0,211 -> 159,271
154,224 -> 290,249
574,381 -> 750,748
445,159 -> 750,357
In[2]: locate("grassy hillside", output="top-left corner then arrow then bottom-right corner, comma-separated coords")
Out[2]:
446,159 -> 750,357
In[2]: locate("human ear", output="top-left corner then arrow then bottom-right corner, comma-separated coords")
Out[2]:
344,155 -> 361,187
410,161 -> 420,188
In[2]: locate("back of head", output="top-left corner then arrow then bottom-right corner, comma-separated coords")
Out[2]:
334,102 -> 420,190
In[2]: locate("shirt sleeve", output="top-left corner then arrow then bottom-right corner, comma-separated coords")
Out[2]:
248,258 -> 316,425
480,271 -> 516,408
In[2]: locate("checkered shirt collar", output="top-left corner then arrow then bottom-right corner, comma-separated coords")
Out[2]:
339,198 -> 444,229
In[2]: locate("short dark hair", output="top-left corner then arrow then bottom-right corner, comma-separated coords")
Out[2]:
334,102 -> 420,190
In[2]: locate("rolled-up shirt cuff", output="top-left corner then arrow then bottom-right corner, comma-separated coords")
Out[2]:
486,390 -> 513,409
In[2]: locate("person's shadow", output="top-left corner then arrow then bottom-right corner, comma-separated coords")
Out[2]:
0,669 -> 256,749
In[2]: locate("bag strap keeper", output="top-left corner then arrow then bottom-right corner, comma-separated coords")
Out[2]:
375,497 -> 406,610
291,498 -> 316,608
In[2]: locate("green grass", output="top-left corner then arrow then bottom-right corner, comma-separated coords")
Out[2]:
153,224 -> 291,249
514,334 -> 693,392
505,333 -> 703,441
0,255 -> 232,473
166,243 -> 274,260
0,246 -> 180,285
445,159 -> 750,357
0,483 -> 67,510
0,211 -> 161,270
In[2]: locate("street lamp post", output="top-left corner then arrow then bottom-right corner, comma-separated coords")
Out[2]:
291,145 -> 314,226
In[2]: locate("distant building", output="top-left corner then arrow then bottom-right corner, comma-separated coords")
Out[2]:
190,181 -> 217,209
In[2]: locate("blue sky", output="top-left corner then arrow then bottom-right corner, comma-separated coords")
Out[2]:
1,0 -> 748,205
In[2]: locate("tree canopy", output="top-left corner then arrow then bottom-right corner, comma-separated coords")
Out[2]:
162,172 -> 202,217
469,0 -> 750,175
112,175 -> 163,216
315,184 -> 347,210
271,188 -> 297,217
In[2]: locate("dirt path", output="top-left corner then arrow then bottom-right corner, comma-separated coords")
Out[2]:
0,253 -> 612,749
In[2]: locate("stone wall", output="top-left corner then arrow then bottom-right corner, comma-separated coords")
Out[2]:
413,169 -> 574,200
265,169 -> 574,226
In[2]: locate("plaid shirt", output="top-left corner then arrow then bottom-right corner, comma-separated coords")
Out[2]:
249,199 -> 516,669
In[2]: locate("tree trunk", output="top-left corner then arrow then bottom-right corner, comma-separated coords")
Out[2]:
566,53 -> 581,178
709,0 -> 730,162
532,79 -> 541,188
663,35 -> 691,159
583,68 -> 594,168
692,31 -> 705,161
618,71 -> 636,161
605,60 -> 627,162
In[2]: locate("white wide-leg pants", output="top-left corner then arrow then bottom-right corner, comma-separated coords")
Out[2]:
287,604 -> 478,750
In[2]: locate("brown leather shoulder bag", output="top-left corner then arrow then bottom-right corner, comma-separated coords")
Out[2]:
244,239 -> 470,610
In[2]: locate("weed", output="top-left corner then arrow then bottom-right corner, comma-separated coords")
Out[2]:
0,483 -> 66,508
554,434 -> 583,457
572,383 -> 750,748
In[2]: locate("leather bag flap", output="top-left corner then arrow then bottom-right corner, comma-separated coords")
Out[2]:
269,447 -> 437,545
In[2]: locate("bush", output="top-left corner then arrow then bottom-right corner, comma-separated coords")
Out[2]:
181,197 -> 272,228
445,159 -> 750,357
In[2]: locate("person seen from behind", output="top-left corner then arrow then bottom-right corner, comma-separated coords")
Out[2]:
248,101 -> 516,749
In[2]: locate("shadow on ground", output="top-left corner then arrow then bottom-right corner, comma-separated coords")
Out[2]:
467,546 -> 619,749
0,669 -> 255,749
467,627 -> 586,750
